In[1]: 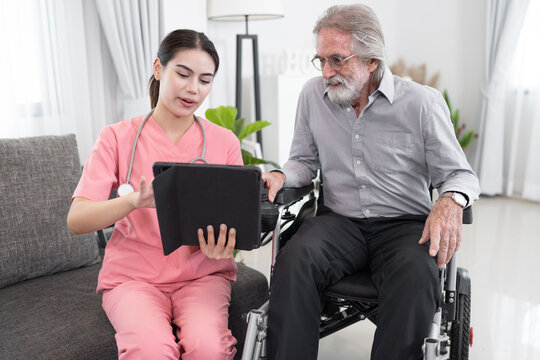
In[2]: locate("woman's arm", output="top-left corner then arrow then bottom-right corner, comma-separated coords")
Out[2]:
67,177 -> 155,234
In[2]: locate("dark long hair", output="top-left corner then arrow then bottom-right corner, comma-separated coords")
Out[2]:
149,29 -> 219,109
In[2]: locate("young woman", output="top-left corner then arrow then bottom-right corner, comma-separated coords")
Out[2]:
67,29 -> 240,360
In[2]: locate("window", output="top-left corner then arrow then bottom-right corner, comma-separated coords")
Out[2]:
510,0 -> 540,90
0,1 -> 61,121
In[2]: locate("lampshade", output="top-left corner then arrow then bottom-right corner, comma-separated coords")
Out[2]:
207,0 -> 284,21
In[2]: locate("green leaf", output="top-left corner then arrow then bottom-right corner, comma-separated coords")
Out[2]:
242,153 -> 281,168
454,108 -> 460,123
206,105 -> 280,167
453,110 -> 460,133
241,149 -> 265,165
263,159 -> 281,169
205,107 -> 222,126
221,106 -> 237,129
205,106 -> 236,131
241,149 -> 256,165
234,118 -> 245,137
245,157 -> 268,165
459,131 -> 476,149
238,121 -> 271,141
443,89 -> 452,113
442,90 -> 478,150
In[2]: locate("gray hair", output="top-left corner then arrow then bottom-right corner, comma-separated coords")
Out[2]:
313,4 -> 386,85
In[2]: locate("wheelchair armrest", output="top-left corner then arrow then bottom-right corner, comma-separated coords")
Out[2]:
96,226 -> 114,249
96,229 -> 108,249
274,184 -> 315,207
463,206 -> 473,225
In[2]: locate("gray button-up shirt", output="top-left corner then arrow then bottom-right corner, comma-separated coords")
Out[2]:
282,67 -> 480,218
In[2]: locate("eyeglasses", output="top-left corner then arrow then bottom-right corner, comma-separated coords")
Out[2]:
311,53 -> 360,72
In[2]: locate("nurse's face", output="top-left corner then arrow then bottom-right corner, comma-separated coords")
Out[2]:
153,49 -> 215,118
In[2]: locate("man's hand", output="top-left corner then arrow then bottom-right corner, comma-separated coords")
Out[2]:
419,197 -> 463,268
198,224 -> 236,259
262,171 -> 286,203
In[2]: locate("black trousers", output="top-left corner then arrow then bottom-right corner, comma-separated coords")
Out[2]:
267,210 -> 439,360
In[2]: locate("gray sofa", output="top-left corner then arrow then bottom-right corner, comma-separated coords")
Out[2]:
0,134 -> 268,360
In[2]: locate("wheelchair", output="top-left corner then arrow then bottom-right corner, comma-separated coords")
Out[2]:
242,182 -> 473,360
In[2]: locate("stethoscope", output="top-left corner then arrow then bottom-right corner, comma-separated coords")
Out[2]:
117,108 -> 209,197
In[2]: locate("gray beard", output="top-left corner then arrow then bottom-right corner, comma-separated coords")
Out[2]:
324,75 -> 364,105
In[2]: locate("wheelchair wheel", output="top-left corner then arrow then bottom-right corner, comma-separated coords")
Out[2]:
450,281 -> 471,360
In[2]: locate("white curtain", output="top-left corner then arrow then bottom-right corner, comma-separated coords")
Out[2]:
95,0 -> 161,120
473,0 -> 530,195
0,0 -> 108,162
504,0 -> 540,201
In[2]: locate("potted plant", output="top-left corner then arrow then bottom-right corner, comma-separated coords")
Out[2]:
205,105 -> 279,260
443,90 -> 478,150
390,59 -> 478,150
205,105 -> 279,168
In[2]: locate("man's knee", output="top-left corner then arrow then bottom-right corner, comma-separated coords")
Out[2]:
277,215 -> 342,266
381,250 -> 439,302
274,231 -> 335,289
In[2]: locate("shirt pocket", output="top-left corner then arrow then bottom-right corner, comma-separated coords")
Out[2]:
369,133 -> 415,174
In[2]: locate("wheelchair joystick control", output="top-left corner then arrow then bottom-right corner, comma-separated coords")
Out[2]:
260,184 -> 279,233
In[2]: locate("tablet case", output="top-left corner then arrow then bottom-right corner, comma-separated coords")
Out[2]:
153,162 -> 262,255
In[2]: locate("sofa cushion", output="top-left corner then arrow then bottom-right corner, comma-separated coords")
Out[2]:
0,263 -> 117,360
0,135 -> 100,289
0,261 -> 268,359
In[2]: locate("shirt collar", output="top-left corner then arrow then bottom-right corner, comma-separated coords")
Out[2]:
321,65 -> 395,104
374,65 -> 395,104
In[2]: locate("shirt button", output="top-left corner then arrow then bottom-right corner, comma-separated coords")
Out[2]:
356,160 -> 361,165
361,185 -> 366,189
347,107 -> 351,112
365,209 -> 371,214
355,134 -> 360,139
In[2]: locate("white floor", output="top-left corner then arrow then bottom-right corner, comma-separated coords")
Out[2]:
240,195 -> 540,360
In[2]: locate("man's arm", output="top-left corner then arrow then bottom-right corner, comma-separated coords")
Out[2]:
420,90 -> 480,267
263,81 -> 321,202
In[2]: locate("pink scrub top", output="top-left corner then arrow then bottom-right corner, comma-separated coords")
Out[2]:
73,114 -> 243,293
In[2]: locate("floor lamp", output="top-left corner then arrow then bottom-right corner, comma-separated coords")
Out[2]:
207,0 -> 283,146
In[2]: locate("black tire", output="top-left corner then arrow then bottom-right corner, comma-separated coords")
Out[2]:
450,281 -> 471,360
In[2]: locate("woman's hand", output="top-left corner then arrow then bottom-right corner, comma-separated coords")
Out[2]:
68,176 -> 156,235
130,176 -> 156,209
198,224 -> 236,259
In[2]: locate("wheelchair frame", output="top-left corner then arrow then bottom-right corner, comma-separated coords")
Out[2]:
241,184 -> 472,360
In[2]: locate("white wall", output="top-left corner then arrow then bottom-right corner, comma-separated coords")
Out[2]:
161,0 -> 207,35
164,0 -> 486,162
161,0 -> 215,115
388,0 -> 486,154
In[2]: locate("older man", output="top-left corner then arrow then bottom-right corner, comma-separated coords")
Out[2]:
262,4 -> 480,360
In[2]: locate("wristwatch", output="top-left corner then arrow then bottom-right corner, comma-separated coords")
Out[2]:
439,192 -> 467,208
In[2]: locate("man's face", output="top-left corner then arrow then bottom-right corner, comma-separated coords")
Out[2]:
316,27 -> 371,105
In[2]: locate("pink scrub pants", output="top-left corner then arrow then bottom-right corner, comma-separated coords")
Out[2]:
102,275 -> 237,360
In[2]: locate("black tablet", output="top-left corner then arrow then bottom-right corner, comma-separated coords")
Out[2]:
152,162 -> 262,255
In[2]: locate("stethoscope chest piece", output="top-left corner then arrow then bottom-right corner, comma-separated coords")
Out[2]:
117,183 -> 135,197
117,109 -> 209,197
